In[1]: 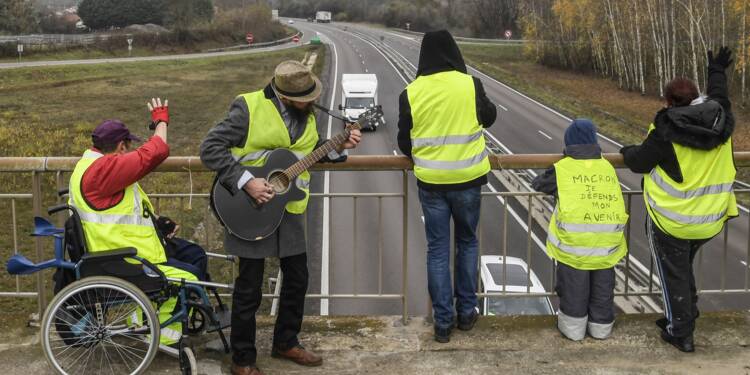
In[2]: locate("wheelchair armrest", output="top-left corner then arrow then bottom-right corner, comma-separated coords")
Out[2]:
80,247 -> 138,260
48,204 -> 71,216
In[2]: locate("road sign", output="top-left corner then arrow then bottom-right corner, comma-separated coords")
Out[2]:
292,35 -> 300,43
246,33 -> 254,44
17,44 -> 23,53
504,30 -> 512,40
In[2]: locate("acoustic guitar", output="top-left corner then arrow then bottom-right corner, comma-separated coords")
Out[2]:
211,105 -> 384,241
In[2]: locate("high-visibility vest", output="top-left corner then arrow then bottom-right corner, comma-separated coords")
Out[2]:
69,149 -> 166,264
407,70 -> 490,184
546,157 -> 629,270
230,90 -> 319,214
643,125 -> 738,239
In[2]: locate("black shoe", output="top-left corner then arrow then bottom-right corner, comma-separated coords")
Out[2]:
434,325 -> 452,343
661,331 -> 695,353
457,308 -> 479,331
655,318 -> 668,332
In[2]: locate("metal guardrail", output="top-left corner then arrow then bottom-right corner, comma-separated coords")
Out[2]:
390,28 -> 525,44
203,32 -> 303,53
2,154 -> 750,324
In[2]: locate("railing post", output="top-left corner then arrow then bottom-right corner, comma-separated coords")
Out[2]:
32,171 -> 46,317
402,170 -> 409,325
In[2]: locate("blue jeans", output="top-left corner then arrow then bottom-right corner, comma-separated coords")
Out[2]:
418,186 -> 481,329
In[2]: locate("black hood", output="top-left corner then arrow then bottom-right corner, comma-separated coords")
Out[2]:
416,30 -> 467,77
654,99 -> 734,150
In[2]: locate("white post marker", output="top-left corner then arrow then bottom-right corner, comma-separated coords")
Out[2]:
17,43 -> 23,63
127,37 -> 134,57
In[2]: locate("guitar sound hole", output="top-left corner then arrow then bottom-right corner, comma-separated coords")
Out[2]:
269,171 -> 290,194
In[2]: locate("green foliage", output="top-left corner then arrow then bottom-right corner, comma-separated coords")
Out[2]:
78,0 -> 166,30
0,0 -> 39,34
166,0 -> 215,30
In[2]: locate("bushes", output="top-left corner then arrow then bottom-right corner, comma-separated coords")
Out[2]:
78,0 -> 166,30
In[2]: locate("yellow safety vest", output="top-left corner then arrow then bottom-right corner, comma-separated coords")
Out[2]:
230,90 -> 319,214
547,157 -> 629,270
407,70 -> 490,184
69,149 -> 166,264
643,125 -> 738,239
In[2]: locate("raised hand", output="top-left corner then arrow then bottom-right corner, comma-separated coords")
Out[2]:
708,46 -> 733,70
147,97 -> 169,129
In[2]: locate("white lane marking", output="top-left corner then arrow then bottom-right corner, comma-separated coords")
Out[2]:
384,30 -> 416,41
485,182 -> 547,251
393,150 -> 398,156
741,260 -> 748,267
365,68 -> 369,73
464,65 -> 626,150
537,130 -> 552,140
319,32 -> 338,316
497,103 -> 508,111
420,215 -> 425,223
620,182 -> 631,191
346,31 -> 409,85
362,60 -> 365,65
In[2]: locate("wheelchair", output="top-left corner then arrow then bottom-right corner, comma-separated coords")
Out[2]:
6,199 -> 235,375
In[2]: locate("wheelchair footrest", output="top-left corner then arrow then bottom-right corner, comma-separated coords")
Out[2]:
206,307 -> 231,332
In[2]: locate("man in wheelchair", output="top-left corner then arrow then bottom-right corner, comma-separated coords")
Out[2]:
67,98 -> 207,346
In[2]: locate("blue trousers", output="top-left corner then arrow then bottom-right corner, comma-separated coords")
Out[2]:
418,186 -> 481,329
164,237 -> 208,281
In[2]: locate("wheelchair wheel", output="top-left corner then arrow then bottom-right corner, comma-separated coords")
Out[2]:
186,289 -> 206,335
41,276 -> 160,375
179,346 -> 197,375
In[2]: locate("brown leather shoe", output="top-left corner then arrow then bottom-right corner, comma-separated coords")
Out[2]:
271,345 -> 323,367
231,363 -> 264,375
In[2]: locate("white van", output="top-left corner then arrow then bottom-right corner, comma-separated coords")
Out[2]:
339,74 -> 383,130
479,255 -> 555,316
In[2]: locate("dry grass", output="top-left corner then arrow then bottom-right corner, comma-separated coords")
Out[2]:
460,43 -> 750,151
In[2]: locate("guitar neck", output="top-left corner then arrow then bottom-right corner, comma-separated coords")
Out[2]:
284,132 -> 350,179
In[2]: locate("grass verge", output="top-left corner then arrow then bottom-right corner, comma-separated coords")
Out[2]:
459,43 -> 750,150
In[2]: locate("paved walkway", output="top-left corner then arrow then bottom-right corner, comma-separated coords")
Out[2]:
1,312 -> 749,374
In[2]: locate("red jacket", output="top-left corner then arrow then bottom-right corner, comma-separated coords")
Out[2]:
81,137 -> 169,209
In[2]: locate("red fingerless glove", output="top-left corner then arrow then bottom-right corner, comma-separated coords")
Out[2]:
149,106 -> 169,129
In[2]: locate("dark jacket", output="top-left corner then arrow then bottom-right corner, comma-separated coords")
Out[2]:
620,64 -> 734,183
532,144 -> 603,197
397,30 -> 497,191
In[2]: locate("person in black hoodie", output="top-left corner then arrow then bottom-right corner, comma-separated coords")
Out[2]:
398,30 -> 497,343
620,47 -> 737,353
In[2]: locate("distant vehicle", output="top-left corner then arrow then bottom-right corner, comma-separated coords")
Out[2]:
288,19 -> 295,24
479,255 -> 555,316
339,74 -> 383,131
315,11 -> 332,23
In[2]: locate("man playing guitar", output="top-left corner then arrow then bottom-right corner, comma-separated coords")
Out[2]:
200,60 -> 361,375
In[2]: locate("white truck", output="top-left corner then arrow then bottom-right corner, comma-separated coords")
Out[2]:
315,11 -> 332,23
339,74 -> 383,131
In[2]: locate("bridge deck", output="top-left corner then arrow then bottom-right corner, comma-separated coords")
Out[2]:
1,312 -> 747,374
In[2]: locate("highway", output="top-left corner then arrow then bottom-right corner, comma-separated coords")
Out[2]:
14,17 -> 744,316
290,19 -> 750,317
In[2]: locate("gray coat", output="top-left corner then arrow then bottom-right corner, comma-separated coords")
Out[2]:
200,85 -> 345,259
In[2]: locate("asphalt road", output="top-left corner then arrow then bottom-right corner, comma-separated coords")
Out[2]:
8,19 -> 746,316
293,19 -> 750,317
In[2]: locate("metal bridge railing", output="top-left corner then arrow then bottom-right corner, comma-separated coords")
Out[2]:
1,153 -> 750,324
